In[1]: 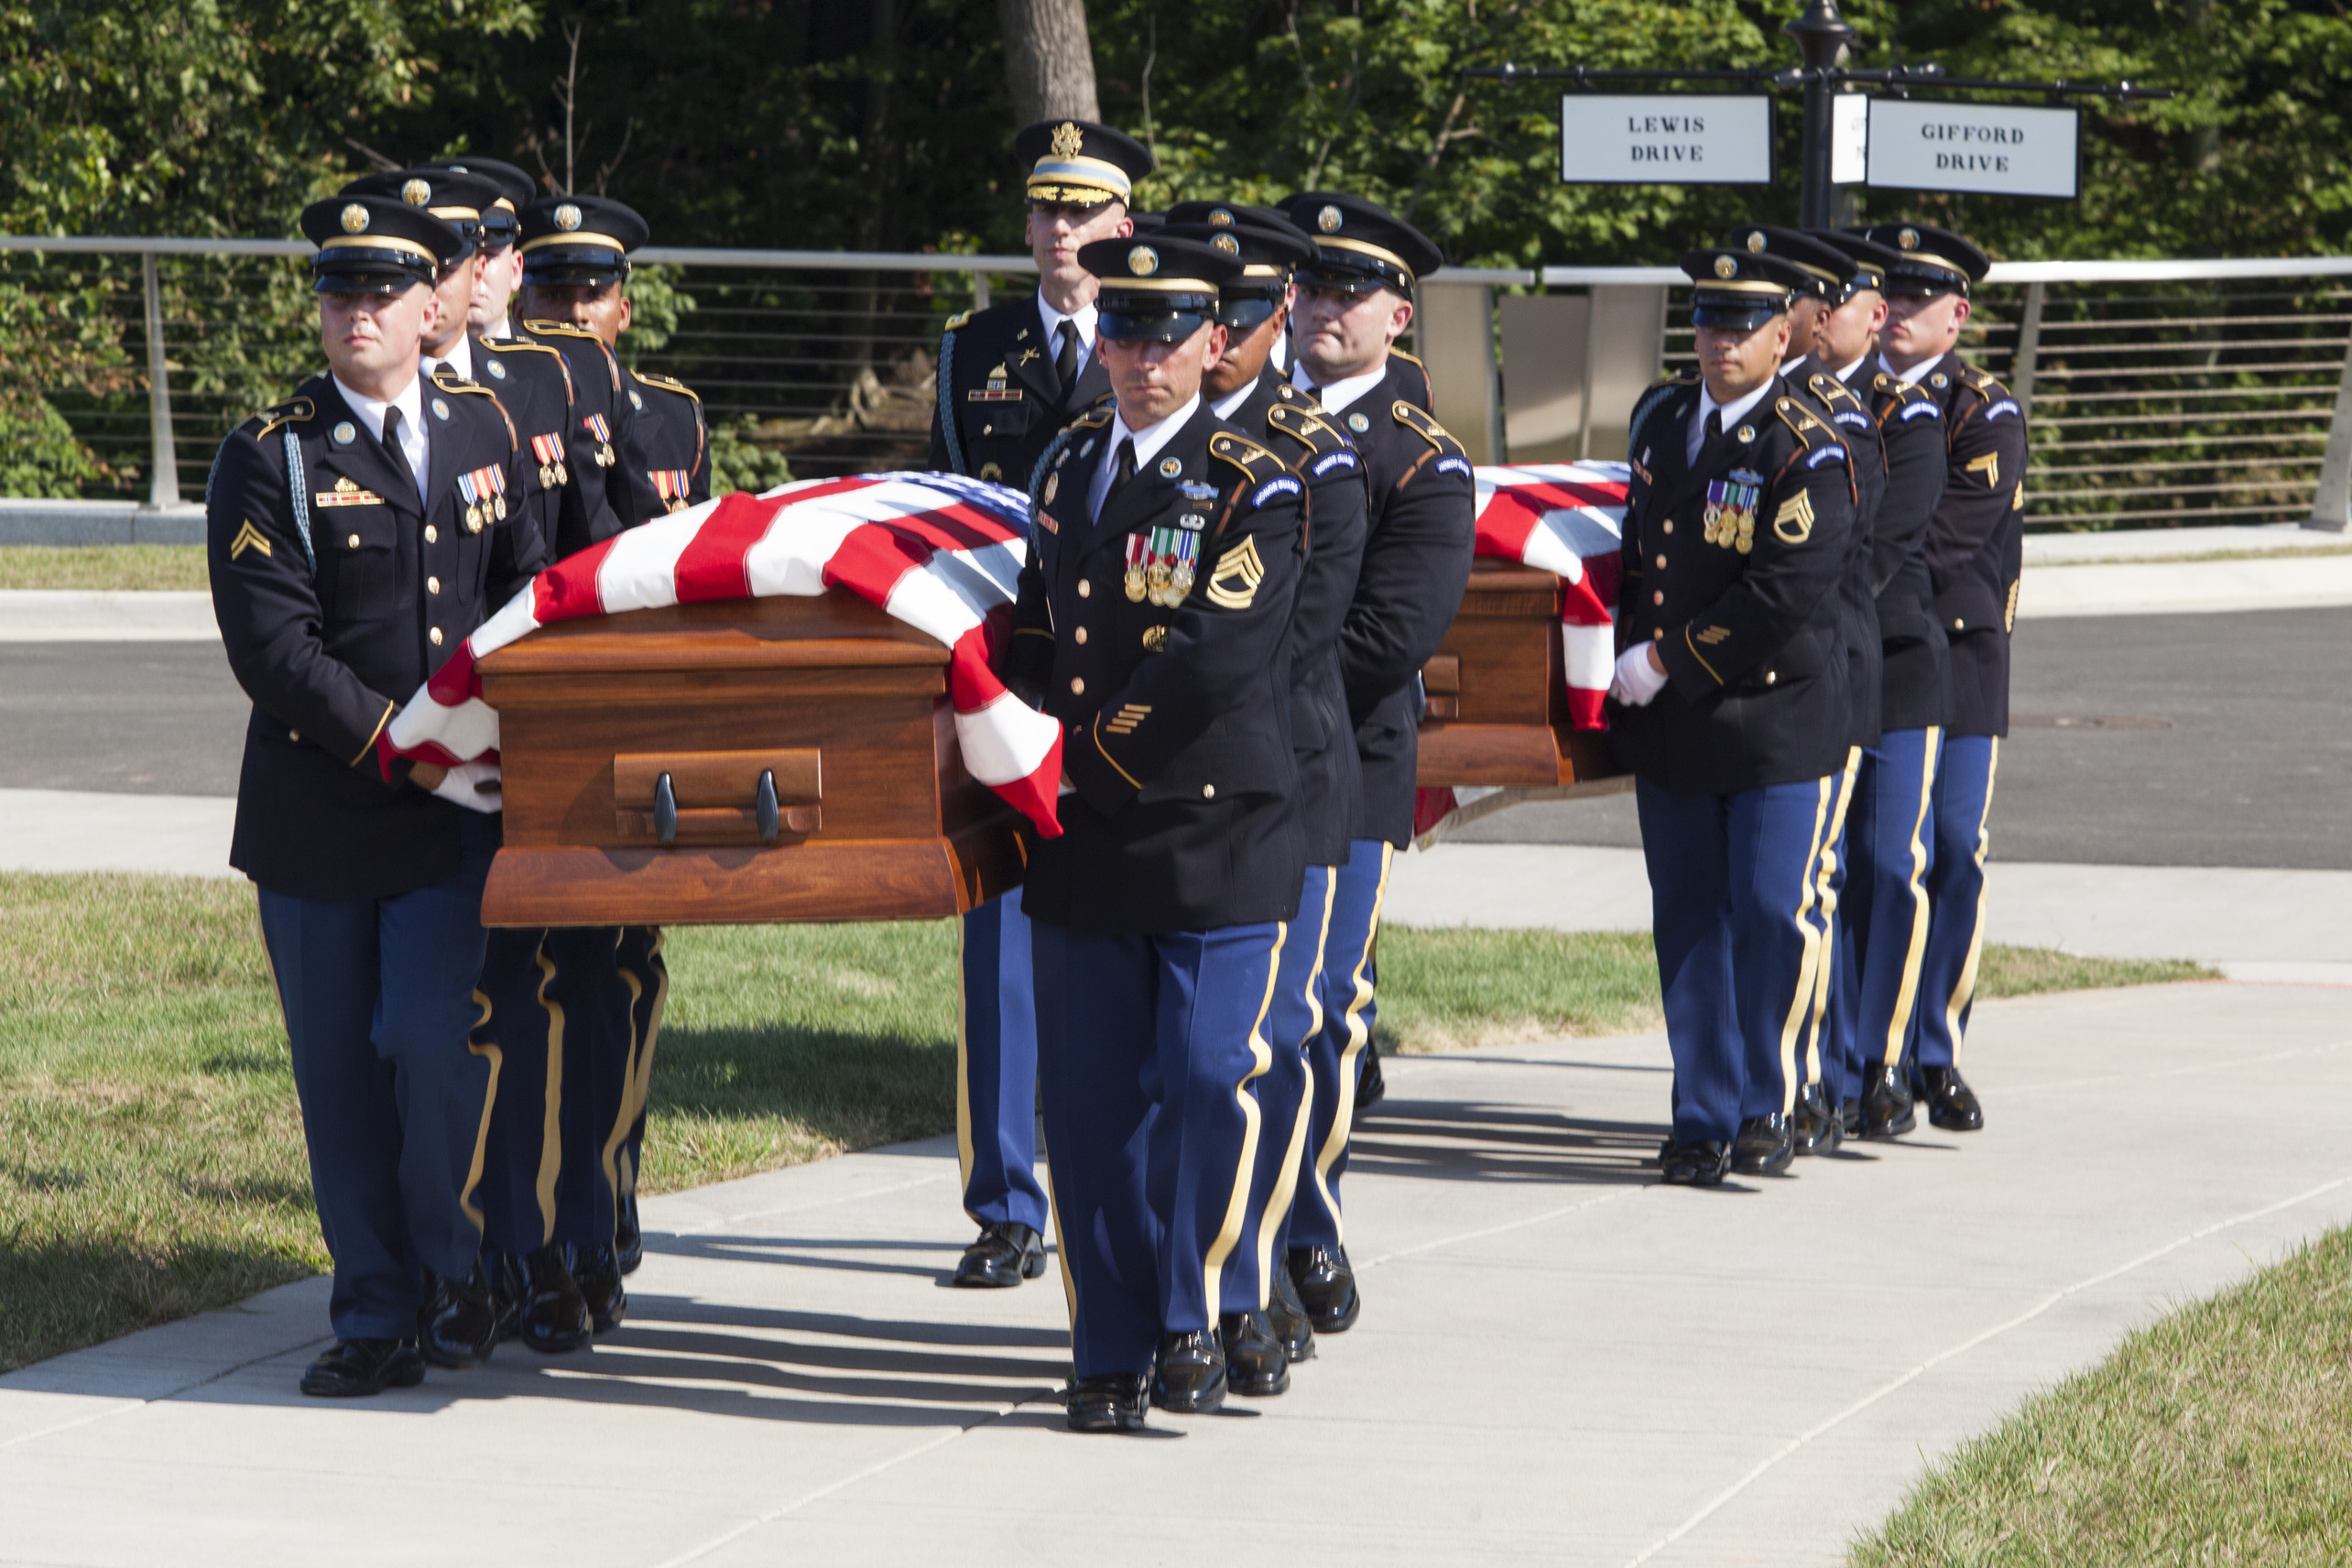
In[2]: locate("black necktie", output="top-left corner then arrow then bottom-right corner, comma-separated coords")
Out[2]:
381,408 -> 420,504
1704,409 -> 1724,443
1054,321 -> 1079,397
431,360 -> 455,382
1096,437 -> 1136,524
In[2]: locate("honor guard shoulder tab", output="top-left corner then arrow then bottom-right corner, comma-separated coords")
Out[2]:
1390,400 -> 1463,456
632,370 -> 702,405
246,397 -> 316,441
1874,375 -> 1940,422
1772,394 -> 1847,473
943,310 -> 975,333
430,370 -> 519,451
1805,372 -> 1864,413
1210,431 -> 1286,486
1265,400 -> 1353,464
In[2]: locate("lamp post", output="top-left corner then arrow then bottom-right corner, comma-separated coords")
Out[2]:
1787,0 -> 1857,228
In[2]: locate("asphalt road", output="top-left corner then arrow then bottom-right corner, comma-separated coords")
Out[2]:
1449,606 -> 2352,871
3,605 -> 2346,868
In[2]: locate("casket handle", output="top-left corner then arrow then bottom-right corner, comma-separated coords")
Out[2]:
756,770 -> 781,842
654,773 -> 679,843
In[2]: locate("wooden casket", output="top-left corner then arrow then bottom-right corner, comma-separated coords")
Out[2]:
477,590 -> 1029,928
1412,559 -> 1624,790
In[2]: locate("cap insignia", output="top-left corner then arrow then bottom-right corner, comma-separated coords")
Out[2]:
1127,245 -> 1159,277
1745,232 -> 1765,253
1713,256 -> 1737,279
555,202 -> 583,232
1051,121 -> 1084,160
1209,208 -> 1235,226
1899,227 -> 1920,250
340,203 -> 369,234
1212,234 -> 1239,256
401,179 -> 431,207
1317,205 -> 1342,234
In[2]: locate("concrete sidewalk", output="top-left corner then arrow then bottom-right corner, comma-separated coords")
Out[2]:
4,979 -> 2348,1566
0,789 -> 237,877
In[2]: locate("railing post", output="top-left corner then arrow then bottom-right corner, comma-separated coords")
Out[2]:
974,270 -> 991,312
2307,328 -> 2352,532
2011,280 -> 2046,419
141,252 -> 181,509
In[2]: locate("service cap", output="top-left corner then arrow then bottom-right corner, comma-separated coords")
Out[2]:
1016,119 -> 1153,208
1079,234 -> 1243,343
1279,191 -> 1443,294
1724,225 -> 1850,301
1160,212 -> 1312,333
414,157 -> 539,248
1853,223 -> 1990,297
518,194 -> 648,287
1680,248 -> 1812,332
1813,231 -> 1903,297
342,169 -> 506,264
300,194 -> 462,295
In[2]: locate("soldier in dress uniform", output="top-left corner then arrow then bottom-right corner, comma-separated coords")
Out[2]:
1810,231 -> 1952,1143
1273,191 -> 1474,1331
1162,201 -> 1365,1373
208,193 -> 548,1395
923,120 -> 1152,1290
1856,223 -> 2025,1136
1727,224 -> 1885,1160
503,194 -> 684,1303
1609,247 -> 1858,1187
1000,234 -> 1309,1431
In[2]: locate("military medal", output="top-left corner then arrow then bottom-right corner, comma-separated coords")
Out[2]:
651,469 -> 692,513
583,413 -> 616,467
456,471 -> 483,532
1168,528 -> 1198,600
1703,474 -> 1762,554
530,432 -> 566,490
1123,533 -> 1149,602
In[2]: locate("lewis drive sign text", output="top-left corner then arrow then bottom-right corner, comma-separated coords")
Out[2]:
1559,94 -> 1774,186
1865,100 -> 2081,199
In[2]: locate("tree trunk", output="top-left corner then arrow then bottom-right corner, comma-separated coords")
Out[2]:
997,0 -> 1100,125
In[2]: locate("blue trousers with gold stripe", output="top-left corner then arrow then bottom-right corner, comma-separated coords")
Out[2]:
256,813 -> 500,1342
543,926 -> 643,1248
1287,840 -> 1390,1254
958,892 -> 1050,1234
608,925 -> 670,1221
1830,728 -> 1942,1101
1798,749 -> 1863,1105
474,926 -> 569,1257
1033,919 -> 1285,1380
1249,864 -> 1337,1295
1917,734 -> 1998,1071
1636,778 -> 1836,1145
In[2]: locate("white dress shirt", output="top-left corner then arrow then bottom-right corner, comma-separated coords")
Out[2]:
1210,381 -> 1257,421
1037,290 -> 1099,384
1690,378 -> 1774,466
333,370 -> 429,504
421,332 -> 474,384
1089,394 -> 1199,524
485,315 -> 514,341
1290,357 -> 1386,418
1835,353 -> 1869,383
1878,351 -> 1936,387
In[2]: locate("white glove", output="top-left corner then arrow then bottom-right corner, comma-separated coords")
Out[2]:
1610,642 -> 1669,707
428,758 -> 504,814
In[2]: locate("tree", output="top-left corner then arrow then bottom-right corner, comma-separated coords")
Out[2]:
999,0 -> 1103,125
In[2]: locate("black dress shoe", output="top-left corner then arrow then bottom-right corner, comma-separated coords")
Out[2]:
1660,1138 -> 1732,1186
571,1243 -> 628,1335
1218,1310 -> 1290,1398
1266,1264 -> 1316,1364
953,1222 -> 1047,1288
1286,1245 -> 1361,1334
1862,1064 -> 1918,1139
1838,1098 -> 1863,1142
1920,1065 -> 1985,1131
615,1190 -> 644,1277
1791,1083 -> 1842,1157
300,1337 -> 426,1398
1066,1373 -> 1150,1432
517,1245 -> 593,1356
489,1254 -> 525,1345
1355,1037 -> 1387,1114
417,1262 -> 500,1368
1732,1113 -> 1796,1176
1151,1329 -> 1227,1413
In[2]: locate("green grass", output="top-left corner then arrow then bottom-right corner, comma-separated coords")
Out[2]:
0,545 -> 209,592
1853,1225 -> 2352,1567
0,873 -> 2212,1372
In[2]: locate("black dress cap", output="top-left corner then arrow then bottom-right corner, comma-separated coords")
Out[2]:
1016,120 -> 1154,208
1724,226 -> 1852,301
518,194 -> 648,287
301,194 -> 463,294
1279,191 -> 1443,293
1159,217 -> 1312,332
1078,234 -> 1244,343
341,169 -> 506,262
1680,248 -> 1813,332
1853,223 -> 1991,296
1813,231 -> 1903,296
415,157 -> 539,247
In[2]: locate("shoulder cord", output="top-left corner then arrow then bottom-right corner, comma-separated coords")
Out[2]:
937,328 -> 966,476
282,430 -> 316,574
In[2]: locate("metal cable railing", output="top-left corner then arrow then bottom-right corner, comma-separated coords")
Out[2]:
4,235 -> 2349,532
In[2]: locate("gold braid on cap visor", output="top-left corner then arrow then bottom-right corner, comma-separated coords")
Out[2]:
1690,279 -> 1795,297
1024,155 -> 1133,202
426,205 -> 483,222
517,232 -> 630,255
1096,277 -> 1219,294
316,234 -> 441,264
1894,251 -> 1973,282
1314,235 -> 1413,278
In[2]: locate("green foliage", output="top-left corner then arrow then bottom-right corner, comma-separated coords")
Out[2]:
707,415 -> 796,499
614,263 -> 691,365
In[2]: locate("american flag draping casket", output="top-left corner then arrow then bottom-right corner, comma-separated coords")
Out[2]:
385,464 -> 1629,926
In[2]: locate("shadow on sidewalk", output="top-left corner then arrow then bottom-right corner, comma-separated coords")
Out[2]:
1347,1099 -> 1665,1186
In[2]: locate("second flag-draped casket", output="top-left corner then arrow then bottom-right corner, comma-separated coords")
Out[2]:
385,465 -> 1629,927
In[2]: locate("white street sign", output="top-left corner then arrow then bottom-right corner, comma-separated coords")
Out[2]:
1560,95 -> 1774,185
1830,93 -> 1869,184
1866,100 -> 2081,199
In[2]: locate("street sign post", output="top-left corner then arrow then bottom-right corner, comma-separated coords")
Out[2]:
1559,95 -> 1774,186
